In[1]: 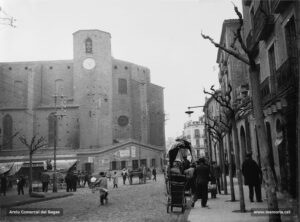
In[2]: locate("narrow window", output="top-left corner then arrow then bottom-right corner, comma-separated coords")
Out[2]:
284,16 -> 297,58
85,38 -> 93,54
2,114 -> 13,149
118,78 -> 127,94
268,44 -> 276,93
194,129 -> 200,138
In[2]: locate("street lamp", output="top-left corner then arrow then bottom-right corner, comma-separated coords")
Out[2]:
185,106 -> 205,116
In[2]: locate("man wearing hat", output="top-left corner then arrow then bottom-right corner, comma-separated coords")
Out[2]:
192,157 -> 211,208
242,152 -> 262,202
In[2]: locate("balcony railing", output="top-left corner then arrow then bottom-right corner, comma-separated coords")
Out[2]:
275,57 -> 298,93
271,0 -> 293,14
253,1 -> 275,42
260,76 -> 271,104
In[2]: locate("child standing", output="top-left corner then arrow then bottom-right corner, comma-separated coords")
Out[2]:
112,171 -> 118,188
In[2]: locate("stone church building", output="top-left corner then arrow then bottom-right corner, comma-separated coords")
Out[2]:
0,30 -> 165,173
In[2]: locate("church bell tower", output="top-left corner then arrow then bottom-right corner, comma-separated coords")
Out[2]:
73,30 -> 113,148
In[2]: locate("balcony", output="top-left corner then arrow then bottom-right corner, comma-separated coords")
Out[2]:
275,57 -> 298,94
244,0 -> 252,6
260,76 -> 271,104
253,2 -> 275,42
271,0 -> 293,14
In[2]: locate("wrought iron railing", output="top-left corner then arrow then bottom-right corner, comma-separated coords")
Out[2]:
260,76 -> 271,104
275,57 -> 298,93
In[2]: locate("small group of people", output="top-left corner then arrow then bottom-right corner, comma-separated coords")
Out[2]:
180,152 -> 263,209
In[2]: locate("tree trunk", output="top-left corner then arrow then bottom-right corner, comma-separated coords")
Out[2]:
249,66 -> 281,222
296,0 -> 300,219
228,133 -> 236,201
29,152 -> 33,194
232,117 -> 246,212
219,139 -> 228,194
218,142 -> 224,191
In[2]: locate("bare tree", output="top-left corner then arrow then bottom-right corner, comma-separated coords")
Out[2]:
204,85 -> 246,208
19,135 -> 46,195
205,111 -> 229,195
0,6 -> 16,27
202,4 -> 280,222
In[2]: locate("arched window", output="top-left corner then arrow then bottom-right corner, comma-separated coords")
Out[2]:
85,38 -> 93,54
48,113 -> 57,146
194,129 -> 200,138
3,114 -> 13,149
55,79 -> 64,95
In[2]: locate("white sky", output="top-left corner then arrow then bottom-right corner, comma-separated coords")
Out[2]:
0,0 -> 242,141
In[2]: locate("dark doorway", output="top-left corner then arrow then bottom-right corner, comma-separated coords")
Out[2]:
132,160 -> 139,170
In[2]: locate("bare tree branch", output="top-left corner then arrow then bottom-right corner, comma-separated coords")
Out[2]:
201,32 -> 250,65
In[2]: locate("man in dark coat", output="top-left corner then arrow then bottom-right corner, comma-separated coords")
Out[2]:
192,158 -> 210,208
65,173 -> 72,192
41,172 -> 50,192
72,173 -> 78,192
0,175 -> 7,196
152,168 -> 157,181
242,153 -> 262,202
17,175 -> 25,195
211,161 -> 221,194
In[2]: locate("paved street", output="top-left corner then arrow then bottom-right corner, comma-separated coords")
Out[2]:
1,175 -> 297,222
1,174 -> 187,222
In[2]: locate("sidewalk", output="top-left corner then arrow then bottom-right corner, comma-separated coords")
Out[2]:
187,178 -> 297,222
0,187 -> 73,209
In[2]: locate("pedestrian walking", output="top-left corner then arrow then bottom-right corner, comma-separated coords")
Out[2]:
121,168 -> 127,185
93,172 -> 108,206
41,171 -> 50,192
192,158 -> 211,208
152,168 -> 157,181
0,174 -> 7,196
112,172 -> 118,188
242,153 -> 262,202
211,161 -> 221,195
17,175 -> 25,195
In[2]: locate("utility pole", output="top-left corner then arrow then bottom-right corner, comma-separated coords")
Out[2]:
52,93 -> 66,192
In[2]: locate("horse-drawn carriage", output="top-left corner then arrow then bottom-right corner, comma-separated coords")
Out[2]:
165,138 -> 194,213
128,167 -> 151,185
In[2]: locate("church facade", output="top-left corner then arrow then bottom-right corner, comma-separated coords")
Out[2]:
0,30 -> 165,173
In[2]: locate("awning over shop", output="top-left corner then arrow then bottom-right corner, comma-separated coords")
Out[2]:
8,162 -> 24,176
0,162 -> 14,175
0,162 -> 24,176
55,159 -> 78,172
